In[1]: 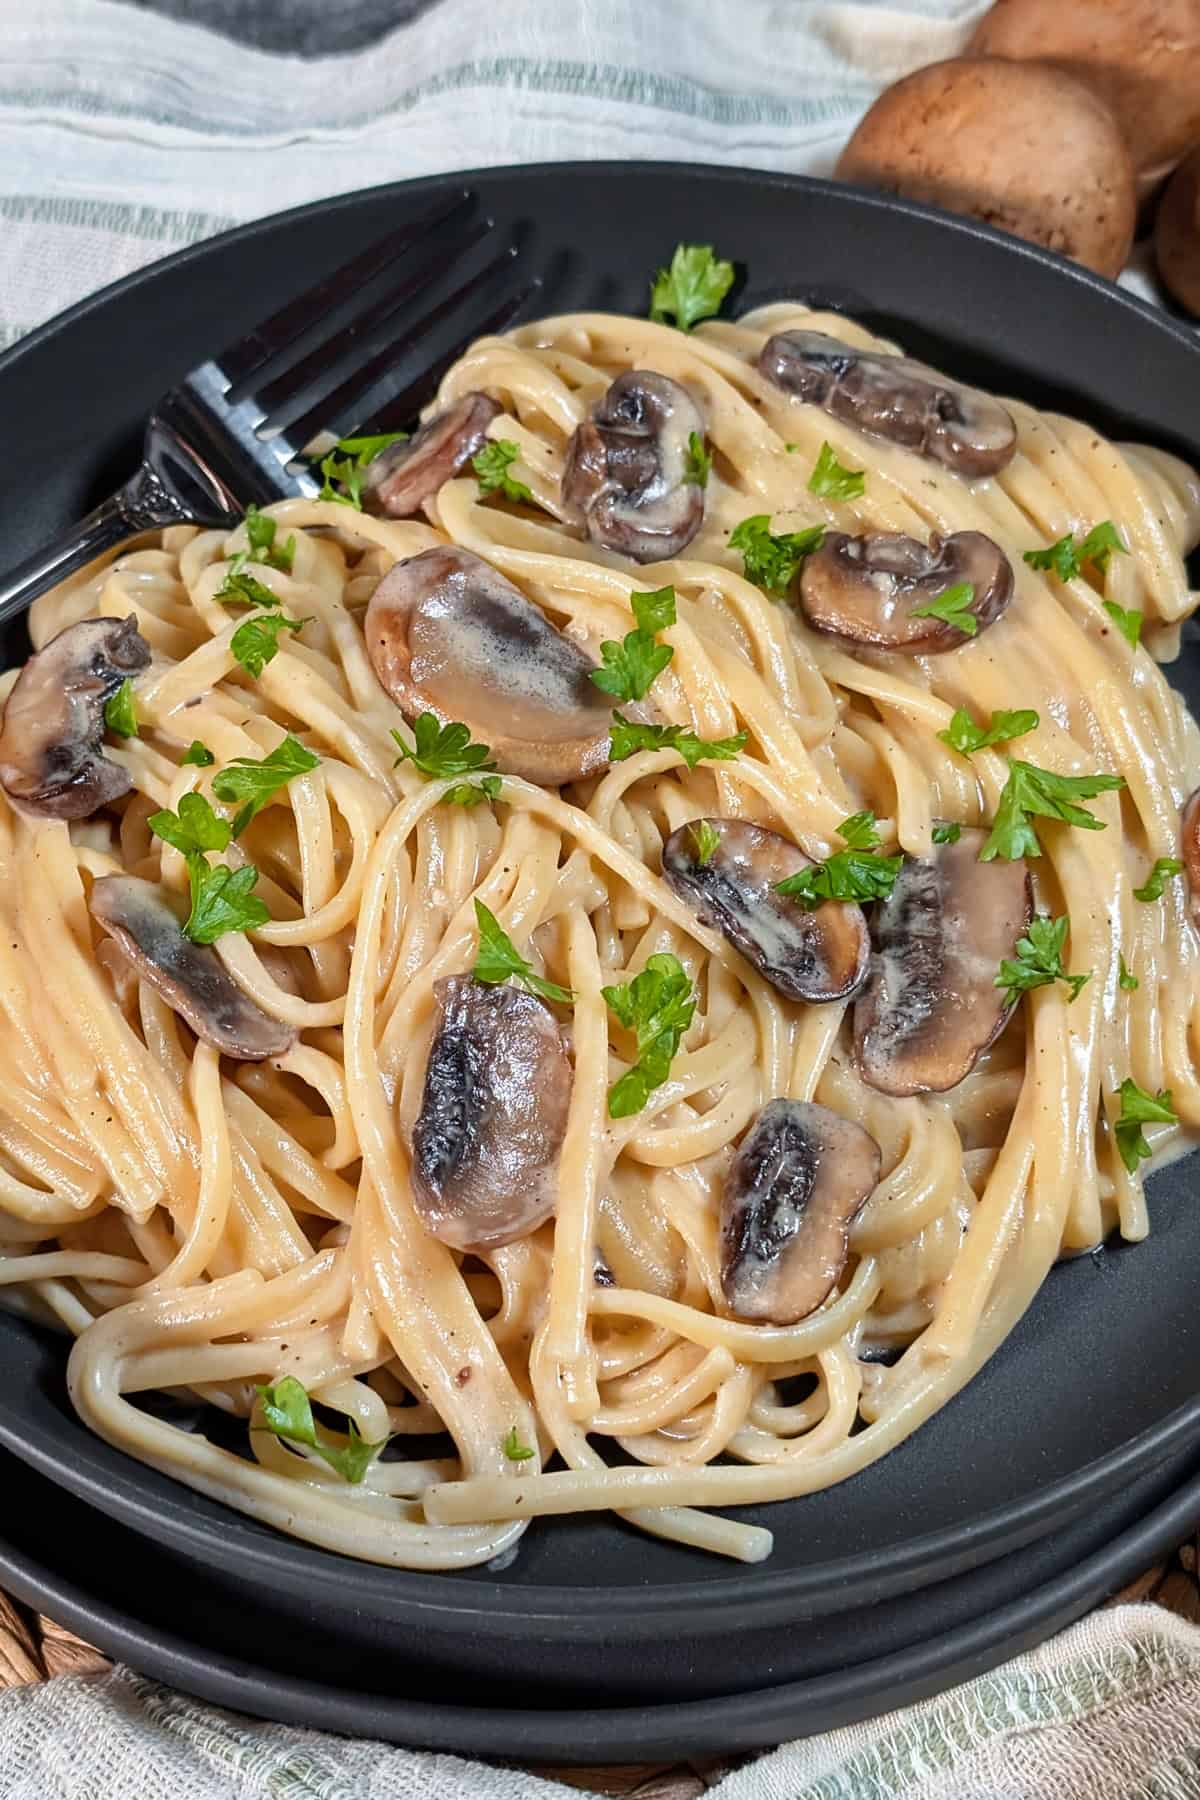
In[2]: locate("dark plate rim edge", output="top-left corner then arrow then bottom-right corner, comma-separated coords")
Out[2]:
3,160 -> 1199,394
3,1378 -> 1200,1634
1,1453 -> 1198,1763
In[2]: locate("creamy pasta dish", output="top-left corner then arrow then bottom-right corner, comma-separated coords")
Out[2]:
1,245 -> 1198,1570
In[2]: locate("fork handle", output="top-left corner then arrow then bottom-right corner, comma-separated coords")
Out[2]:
0,462 -> 192,630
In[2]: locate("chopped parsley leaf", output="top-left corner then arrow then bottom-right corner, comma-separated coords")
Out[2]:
648,243 -> 734,332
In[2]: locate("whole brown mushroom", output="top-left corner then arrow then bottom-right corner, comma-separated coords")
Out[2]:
1156,146 -> 1200,319
968,0 -> 1200,190
836,57 -> 1137,281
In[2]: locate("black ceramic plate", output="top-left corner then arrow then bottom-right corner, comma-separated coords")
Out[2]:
1,165 -> 1199,1650
1,1442 -> 1199,1760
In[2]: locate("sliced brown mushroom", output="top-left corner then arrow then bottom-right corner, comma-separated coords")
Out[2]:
854,828 -> 1032,1095
1181,789 -> 1200,917
721,1099 -> 881,1325
561,371 -> 705,563
758,331 -> 1017,478
411,974 -> 571,1250
362,392 -> 501,518
662,817 -> 869,1002
365,546 -> 613,786
796,530 -> 1012,652
88,875 -> 294,1060
0,616 -> 151,820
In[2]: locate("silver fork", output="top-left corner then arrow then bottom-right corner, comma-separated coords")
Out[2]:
0,189 -> 539,623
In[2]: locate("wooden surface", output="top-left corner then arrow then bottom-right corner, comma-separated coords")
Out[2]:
1,1540 -> 1198,1798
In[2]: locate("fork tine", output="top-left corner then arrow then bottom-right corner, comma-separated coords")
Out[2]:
355,280 -> 544,441
278,244 -> 525,452
216,188 -> 475,388
250,213 -> 494,423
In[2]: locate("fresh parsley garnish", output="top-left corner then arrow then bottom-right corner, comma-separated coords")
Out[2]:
316,431 -> 408,510
775,811 -> 903,908
602,952 -> 696,1119
648,243 -> 734,332
1103,600 -> 1142,649
909,580 -> 978,638
243,504 -> 295,574
211,734 -> 321,837
148,792 -> 231,857
590,586 -> 676,704
1133,857 -> 1184,902
390,713 -> 500,806
183,862 -> 271,945
181,740 -> 215,768
995,914 -> 1090,1006
147,794 -> 269,944
445,775 -> 503,808
1113,1078 -> 1177,1174
979,761 -> 1125,862
216,567 -> 282,610
938,707 -> 1039,756
729,515 -> 825,599
836,811 -> 882,849
473,900 -> 573,1005
255,1376 -> 386,1484
624,585 -> 676,635
103,679 -> 139,739
932,821 -> 962,844
335,431 -> 412,461
391,714 -> 497,785
1118,953 -> 1139,992
690,819 -> 721,866
609,714 -> 747,770
808,442 -> 865,501
1023,521 -> 1127,582
472,439 -> 533,505
684,431 -> 711,489
502,1425 -> 536,1463
229,611 -> 307,678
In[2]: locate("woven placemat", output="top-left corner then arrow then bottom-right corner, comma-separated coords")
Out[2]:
2,1541 -> 1199,1797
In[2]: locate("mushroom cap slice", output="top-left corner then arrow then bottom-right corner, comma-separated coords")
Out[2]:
411,974 -> 572,1250
796,530 -> 1013,652
561,370 -> 705,563
0,616 -> 151,820
721,1099 -> 881,1325
854,828 -> 1032,1096
88,875 -> 294,1061
758,330 -> 1017,479
662,817 -> 869,1003
362,392 -> 501,518
365,546 -> 614,786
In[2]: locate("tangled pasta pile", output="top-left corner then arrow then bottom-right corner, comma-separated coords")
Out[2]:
0,284 -> 1198,1570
